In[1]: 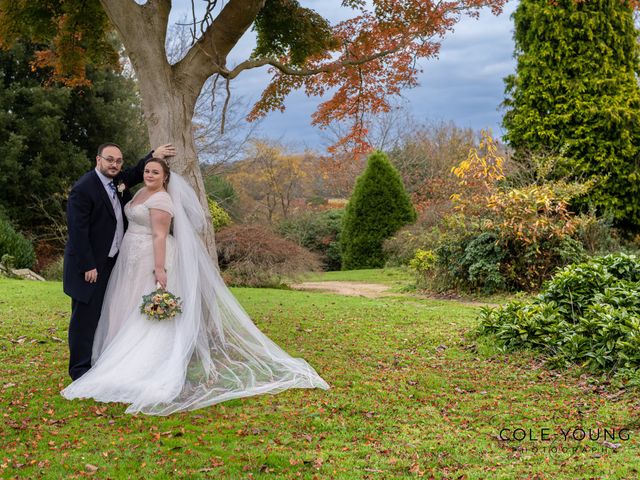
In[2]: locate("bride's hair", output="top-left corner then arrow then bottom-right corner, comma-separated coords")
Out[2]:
145,157 -> 171,186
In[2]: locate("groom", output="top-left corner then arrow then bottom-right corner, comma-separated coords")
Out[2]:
63,142 -> 176,380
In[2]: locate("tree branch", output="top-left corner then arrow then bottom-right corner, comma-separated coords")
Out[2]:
221,41 -> 411,80
173,0 -> 265,88
100,0 -> 171,67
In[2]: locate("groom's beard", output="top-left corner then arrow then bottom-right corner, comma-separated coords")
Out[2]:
97,165 -> 121,178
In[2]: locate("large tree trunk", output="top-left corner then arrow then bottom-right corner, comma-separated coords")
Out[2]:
139,75 -> 219,265
99,0 -> 219,263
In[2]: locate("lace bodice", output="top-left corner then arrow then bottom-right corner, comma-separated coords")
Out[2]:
125,191 -> 174,234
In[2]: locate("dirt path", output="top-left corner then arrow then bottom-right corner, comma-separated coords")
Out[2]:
290,281 -> 392,298
291,281 -> 501,307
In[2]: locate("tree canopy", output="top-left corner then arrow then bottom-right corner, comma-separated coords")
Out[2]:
0,0 -> 508,153
0,0 -> 507,255
0,40 -> 147,235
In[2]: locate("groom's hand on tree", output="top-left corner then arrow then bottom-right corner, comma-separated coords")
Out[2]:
85,268 -> 98,283
152,144 -> 176,160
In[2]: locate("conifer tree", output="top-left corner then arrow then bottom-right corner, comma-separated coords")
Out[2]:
502,0 -> 640,231
341,151 -> 416,269
0,41 -> 147,232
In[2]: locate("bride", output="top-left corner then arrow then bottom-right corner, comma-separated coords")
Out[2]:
62,158 -> 329,415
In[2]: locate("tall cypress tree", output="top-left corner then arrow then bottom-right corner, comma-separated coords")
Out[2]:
502,0 -> 640,231
341,151 -> 416,270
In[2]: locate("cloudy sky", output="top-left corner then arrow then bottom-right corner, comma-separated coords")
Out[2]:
168,0 -> 518,150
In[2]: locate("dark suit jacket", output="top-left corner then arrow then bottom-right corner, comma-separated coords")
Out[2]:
63,153 -> 152,303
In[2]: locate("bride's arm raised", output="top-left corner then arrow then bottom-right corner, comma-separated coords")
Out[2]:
150,208 -> 172,289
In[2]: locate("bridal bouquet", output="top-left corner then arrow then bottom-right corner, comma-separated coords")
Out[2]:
140,287 -> 182,320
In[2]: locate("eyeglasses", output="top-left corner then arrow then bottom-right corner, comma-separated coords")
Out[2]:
99,154 -> 123,166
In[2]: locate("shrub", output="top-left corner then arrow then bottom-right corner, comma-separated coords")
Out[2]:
501,235 -> 587,291
208,197 -> 232,230
276,209 -> 344,271
341,150 -> 416,269
573,212 -> 620,255
383,204 -> 450,267
203,174 -> 240,219
437,230 -> 507,294
408,249 -> 437,288
406,133 -> 599,293
215,224 -> 321,287
42,256 -> 64,281
478,253 -> 640,382
0,216 -> 35,269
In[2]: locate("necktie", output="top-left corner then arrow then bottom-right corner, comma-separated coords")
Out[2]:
107,181 -> 123,256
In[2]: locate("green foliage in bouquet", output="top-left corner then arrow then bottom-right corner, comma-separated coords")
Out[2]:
477,253 -> 640,384
140,288 -> 182,321
341,151 -> 416,270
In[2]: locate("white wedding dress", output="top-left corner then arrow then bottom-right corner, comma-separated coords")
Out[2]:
62,174 -> 329,415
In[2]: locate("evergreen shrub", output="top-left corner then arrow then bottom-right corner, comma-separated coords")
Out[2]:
276,209 -> 344,271
478,254 -> 640,384
341,151 -> 416,269
0,217 -> 35,269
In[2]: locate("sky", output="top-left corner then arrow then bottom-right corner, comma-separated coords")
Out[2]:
167,0 -> 519,151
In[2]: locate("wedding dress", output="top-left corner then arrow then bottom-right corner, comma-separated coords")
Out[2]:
62,174 -> 329,415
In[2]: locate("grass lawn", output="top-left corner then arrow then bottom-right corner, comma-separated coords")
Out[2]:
1,277 -> 638,479
300,267 -> 414,289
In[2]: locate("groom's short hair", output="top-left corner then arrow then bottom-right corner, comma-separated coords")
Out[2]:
97,142 -> 122,156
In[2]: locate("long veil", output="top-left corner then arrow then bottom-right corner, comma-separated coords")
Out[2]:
129,174 -> 329,415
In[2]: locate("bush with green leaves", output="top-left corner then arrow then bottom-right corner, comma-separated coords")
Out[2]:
208,198 -> 232,230
383,217 -> 445,267
0,217 -> 35,269
341,150 -> 416,270
402,133 -> 595,294
478,253 -> 640,383
408,249 -> 436,288
405,218 -> 587,294
276,209 -> 344,271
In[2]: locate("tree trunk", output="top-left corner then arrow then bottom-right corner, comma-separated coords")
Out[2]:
99,0 -> 219,265
139,77 -> 219,266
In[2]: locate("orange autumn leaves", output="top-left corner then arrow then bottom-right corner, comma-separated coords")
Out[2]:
0,1 -> 118,87
1,0 -> 509,153
247,0 -> 508,154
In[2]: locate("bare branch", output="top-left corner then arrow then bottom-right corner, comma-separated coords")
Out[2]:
221,76 -> 231,135
173,0 -> 265,86
222,41 -> 412,80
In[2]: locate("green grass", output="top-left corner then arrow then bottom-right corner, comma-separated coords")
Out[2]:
300,267 -> 414,291
1,277 -> 639,478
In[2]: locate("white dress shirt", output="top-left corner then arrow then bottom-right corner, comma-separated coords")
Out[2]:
95,168 -> 124,258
